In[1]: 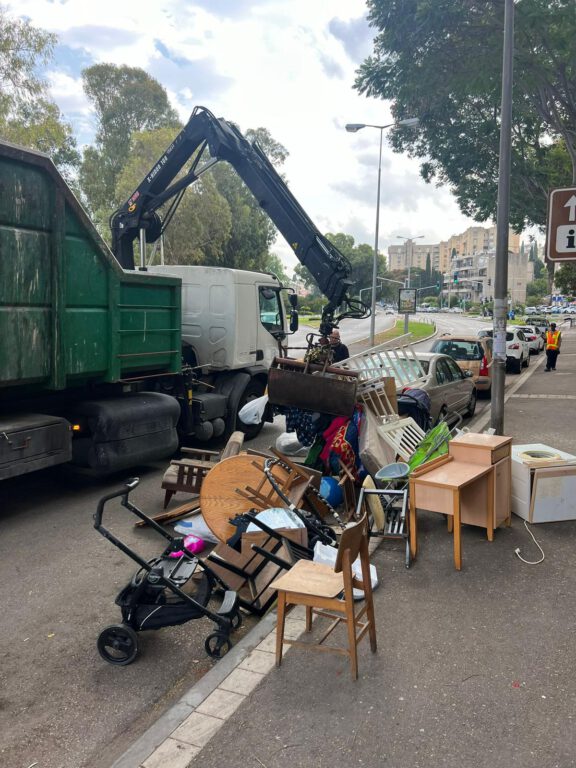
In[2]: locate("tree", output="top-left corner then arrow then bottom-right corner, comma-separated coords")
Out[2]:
0,8 -> 54,105
553,263 -> 576,296
79,64 -> 179,223
526,277 -> 549,300
210,126 -> 289,273
0,9 -> 79,178
264,253 -> 289,284
355,0 -> 576,232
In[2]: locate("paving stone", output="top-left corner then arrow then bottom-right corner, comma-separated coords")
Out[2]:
238,649 -> 277,674
171,711 -> 224,748
141,737 -> 200,768
195,688 -> 246,720
217,667 -> 265,695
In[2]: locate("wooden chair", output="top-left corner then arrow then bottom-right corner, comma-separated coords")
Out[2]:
270,512 -> 377,680
160,431 -> 245,508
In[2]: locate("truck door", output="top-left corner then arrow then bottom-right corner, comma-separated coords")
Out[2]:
257,286 -> 284,367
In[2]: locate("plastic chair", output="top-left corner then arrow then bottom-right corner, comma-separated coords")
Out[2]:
271,511 -> 376,680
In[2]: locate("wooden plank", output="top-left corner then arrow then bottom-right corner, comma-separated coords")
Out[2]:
135,500 -> 200,528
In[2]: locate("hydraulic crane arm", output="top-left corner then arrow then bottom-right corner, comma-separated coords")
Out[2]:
110,106 -> 368,332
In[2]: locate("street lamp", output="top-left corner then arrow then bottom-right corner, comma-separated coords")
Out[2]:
397,235 -> 424,332
345,117 -> 419,347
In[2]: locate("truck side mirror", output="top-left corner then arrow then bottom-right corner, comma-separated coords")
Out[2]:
288,293 -> 298,309
289,308 -> 299,332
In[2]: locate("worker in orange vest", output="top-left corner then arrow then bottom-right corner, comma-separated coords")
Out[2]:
545,322 -> 562,371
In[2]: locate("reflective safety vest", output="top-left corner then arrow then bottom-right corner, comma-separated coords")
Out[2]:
546,330 -> 560,350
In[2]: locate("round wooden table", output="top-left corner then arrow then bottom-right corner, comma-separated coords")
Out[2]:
199,454 -> 291,542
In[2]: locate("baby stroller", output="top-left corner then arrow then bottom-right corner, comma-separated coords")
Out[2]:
94,478 -> 241,665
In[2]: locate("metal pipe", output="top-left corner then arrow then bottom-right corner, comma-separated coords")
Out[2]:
491,0 -> 514,435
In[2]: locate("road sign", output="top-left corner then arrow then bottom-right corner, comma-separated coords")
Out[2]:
546,187 -> 576,262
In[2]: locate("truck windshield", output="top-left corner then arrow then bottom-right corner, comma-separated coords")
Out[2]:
259,287 -> 283,334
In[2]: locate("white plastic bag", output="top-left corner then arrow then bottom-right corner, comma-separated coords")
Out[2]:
313,541 -> 378,600
238,394 -> 269,425
275,431 -> 308,456
174,515 -> 219,544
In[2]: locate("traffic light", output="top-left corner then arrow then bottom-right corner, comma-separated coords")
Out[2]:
488,278 -> 492,286
453,272 -> 459,284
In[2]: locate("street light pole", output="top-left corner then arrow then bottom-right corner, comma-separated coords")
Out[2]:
346,118 -> 419,347
368,127 -> 384,347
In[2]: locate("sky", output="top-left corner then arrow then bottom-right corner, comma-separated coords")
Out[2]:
11,0 -> 501,271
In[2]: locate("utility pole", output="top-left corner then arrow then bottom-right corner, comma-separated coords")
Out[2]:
491,0 -> 514,435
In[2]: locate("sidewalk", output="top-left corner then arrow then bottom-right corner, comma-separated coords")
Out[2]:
114,325 -> 576,768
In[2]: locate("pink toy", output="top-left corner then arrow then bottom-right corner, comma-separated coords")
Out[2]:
168,534 -> 205,558
183,534 -> 205,554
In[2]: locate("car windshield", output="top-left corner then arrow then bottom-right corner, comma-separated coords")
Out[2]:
431,340 -> 484,361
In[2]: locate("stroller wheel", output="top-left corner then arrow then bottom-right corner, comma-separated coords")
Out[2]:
231,610 -> 243,631
205,631 -> 231,659
97,624 -> 138,665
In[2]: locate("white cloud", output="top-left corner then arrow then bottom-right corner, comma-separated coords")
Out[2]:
10,0 -> 481,269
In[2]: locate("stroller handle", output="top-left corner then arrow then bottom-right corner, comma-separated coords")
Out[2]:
94,477 -> 140,530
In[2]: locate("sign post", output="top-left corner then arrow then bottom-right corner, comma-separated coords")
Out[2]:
546,187 -> 576,262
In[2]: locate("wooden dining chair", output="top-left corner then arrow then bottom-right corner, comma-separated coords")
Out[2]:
270,511 -> 377,680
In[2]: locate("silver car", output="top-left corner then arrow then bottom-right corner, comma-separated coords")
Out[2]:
401,352 -> 477,424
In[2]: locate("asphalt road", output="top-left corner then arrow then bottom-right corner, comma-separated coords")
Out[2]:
0,310 -> 535,768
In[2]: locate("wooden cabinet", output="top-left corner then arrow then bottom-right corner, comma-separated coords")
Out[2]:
449,434 -> 512,529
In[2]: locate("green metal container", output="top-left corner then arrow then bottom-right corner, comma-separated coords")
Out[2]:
0,140 -> 182,394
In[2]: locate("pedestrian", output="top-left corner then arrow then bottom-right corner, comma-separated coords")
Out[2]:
328,329 -> 349,363
544,322 -> 561,371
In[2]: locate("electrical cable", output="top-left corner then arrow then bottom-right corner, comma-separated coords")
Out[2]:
514,519 -> 545,565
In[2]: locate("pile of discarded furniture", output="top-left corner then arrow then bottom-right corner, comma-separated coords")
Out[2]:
95,335 -> 517,677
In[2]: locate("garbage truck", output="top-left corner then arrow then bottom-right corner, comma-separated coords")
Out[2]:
0,106 -> 367,481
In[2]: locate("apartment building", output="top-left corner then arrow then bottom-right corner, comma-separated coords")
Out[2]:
444,248 -> 533,305
388,225 -> 520,274
388,241 -> 441,272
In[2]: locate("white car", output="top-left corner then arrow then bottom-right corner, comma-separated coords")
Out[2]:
477,328 -> 530,373
512,325 -> 544,355
525,306 -> 537,315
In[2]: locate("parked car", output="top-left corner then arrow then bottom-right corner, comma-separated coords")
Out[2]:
401,352 -> 477,424
525,306 -> 538,315
512,325 -> 544,355
525,316 -> 550,339
429,335 -> 493,397
477,328 -> 530,373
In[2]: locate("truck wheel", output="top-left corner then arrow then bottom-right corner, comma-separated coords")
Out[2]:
237,380 -> 266,440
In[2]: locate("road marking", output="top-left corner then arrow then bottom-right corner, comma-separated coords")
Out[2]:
467,352 -> 546,432
509,393 -> 576,399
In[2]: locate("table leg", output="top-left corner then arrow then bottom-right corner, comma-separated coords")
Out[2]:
409,486 -> 418,560
452,490 -> 461,570
486,468 -> 495,541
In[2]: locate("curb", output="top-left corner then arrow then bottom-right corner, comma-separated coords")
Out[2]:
111,612 -> 279,768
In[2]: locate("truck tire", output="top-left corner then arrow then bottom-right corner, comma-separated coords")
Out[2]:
236,379 -> 267,440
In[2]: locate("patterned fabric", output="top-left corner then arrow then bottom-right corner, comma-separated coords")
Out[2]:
320,406 -> 366,481
285,407 -> 317,446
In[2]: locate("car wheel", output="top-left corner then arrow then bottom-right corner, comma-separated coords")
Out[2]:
436,405 -> 448,426
478,384 -> 491,400
523,353 -> 529,368
511,356 -> 522,374
465,389 -> 477,417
